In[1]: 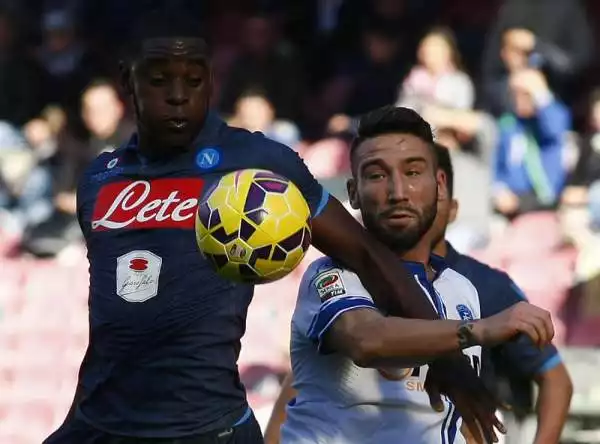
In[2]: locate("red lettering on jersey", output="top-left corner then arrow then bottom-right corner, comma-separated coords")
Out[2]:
92,179 -> 204,231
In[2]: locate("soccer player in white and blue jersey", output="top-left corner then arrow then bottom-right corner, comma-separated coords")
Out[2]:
280,106 -> 555,444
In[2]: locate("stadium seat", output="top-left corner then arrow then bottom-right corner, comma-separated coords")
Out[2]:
500,212 -> 563,260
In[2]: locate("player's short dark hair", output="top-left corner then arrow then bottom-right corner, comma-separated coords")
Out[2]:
350,106 -> 436,174
434,142 -> 454,199
124,8 -> 208,61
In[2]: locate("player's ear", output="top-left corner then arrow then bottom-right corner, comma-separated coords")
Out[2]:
119,60 -> 133,96
346,178 -> 359,210
436,169 -> 448,202
208,65 -> 215,98
449,199 -> 459,223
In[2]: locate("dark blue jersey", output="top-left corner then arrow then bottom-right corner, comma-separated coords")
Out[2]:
67,113 -> 329,438
444,242 -> 561,407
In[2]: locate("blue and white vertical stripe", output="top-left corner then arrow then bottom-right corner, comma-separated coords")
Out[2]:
412,273 -> 461,444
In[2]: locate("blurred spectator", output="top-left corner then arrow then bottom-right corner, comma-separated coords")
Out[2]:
218,13 -> 305,122
0,120 -> 53,239
36,9 -> 100,130
0,7 -> 45,126
54,79 -> 132,216
342,21 -> 408,116
563,88 -> 600,231
227,89 -> 300,149
332,0 -> 424,57
398,26 -> 474,111
81,79 -> 132,156
319,20 -> 408,137
481,0 -> 593,115
493,69 -> 570,219
483,27 -> 542,117
19,81 -> 131,258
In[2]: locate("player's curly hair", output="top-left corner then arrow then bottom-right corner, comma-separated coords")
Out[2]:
350,106 -> 436,173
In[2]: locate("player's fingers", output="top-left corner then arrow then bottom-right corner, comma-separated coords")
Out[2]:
530,312 -> 556,346
529,317 -> 548,347
492,412 -> 507,435
540,311 -> 555,343
516,320 -> 541,347
458,386 -> 502,442
526,307 -> 555,344
456,403 -> 485,444
425,377 -> 444,412
472,402 -> 500,443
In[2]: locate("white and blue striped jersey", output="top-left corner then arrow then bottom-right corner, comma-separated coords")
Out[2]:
281,256 -> 482,444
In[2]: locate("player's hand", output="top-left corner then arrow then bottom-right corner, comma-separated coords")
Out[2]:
472,301 -> 554,348
427,356 -> 506,444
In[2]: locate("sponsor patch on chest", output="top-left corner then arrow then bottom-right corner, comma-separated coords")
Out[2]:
116,250 -> 162,302
314,270 -> 346,300
91,178 -> 204,231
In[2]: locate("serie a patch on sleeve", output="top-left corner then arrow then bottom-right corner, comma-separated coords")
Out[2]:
314,270 -> 346,301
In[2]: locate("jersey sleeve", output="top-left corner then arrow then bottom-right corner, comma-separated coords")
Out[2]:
257,135 -> 329,218
293,258 -> 377,353
481,272 -> 562,376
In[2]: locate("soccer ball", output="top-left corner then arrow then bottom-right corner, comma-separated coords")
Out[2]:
195,169 -> 312,283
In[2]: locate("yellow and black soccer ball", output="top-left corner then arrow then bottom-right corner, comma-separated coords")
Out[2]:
195,169 -> 312,283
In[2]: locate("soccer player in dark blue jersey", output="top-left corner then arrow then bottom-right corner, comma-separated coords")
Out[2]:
46,10 -> 502,444
430,143 -> 573,444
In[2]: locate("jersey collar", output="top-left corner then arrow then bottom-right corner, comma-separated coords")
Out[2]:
443,241 -> 461,266
403,255 -> 449,281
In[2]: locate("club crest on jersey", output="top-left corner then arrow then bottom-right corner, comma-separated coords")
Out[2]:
456,304 -> 474,321
196,147 -> 221,170
92,178 -> 204,231
314,270 -> 345,300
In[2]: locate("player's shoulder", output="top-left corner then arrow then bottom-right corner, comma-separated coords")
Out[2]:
453,252 -> 514,290
300,256 -> 361,300
221,124 -> 291,154
302,256 -> 353,284
78,148 -> 126,194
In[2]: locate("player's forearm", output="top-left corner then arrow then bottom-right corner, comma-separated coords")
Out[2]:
264,372 -> 297,444
311,200 -> 439,319
533,364 -> 573,444
350,317 -> 463,368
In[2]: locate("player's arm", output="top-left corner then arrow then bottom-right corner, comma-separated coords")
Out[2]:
484,276 -> 572,444
532,362 -> 572,444
306,264 -> 552,369
324,308 -> 463,368
264,372 -> 296,444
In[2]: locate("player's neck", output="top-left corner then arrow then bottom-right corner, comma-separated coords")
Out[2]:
136,133 -> 190,161
399,241 -> 431,265
432,239 -> 447,258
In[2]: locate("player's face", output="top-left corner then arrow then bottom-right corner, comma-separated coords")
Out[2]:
126,37 -> 212,151
348,133 -> 440,251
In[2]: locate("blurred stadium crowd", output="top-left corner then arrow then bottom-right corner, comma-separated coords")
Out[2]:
1,0 -> 600,442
